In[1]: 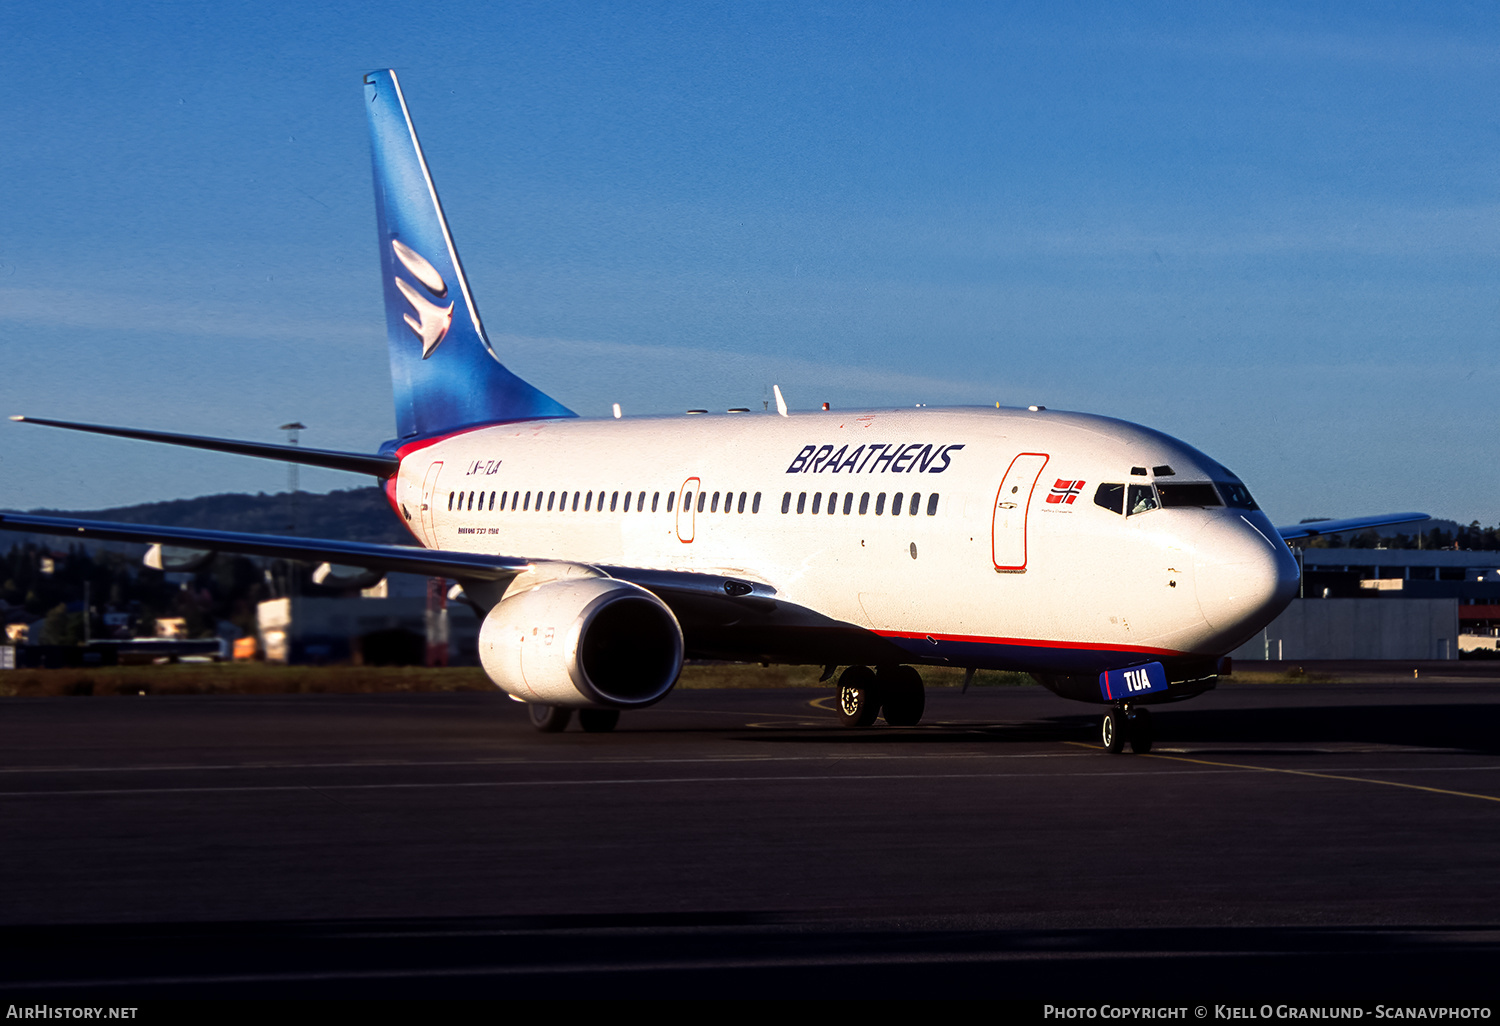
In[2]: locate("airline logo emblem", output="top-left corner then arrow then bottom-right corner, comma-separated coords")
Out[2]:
392,239 -> 453,359
1046,479 -> 1084,504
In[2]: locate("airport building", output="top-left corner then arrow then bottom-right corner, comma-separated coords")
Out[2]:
1231,548 -> 1500,662
255,573 -> 480,665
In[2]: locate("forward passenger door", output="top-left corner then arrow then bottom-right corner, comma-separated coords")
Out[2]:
992,453 -> 1048,571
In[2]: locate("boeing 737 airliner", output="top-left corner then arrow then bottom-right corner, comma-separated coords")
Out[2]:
1,71 -> 1428,752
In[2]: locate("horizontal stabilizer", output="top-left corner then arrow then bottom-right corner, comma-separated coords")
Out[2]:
0,513 -> 524,581
1276,512 -> 1430,542
10,416 -> 399,478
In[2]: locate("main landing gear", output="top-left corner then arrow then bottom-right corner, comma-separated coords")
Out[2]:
836,665 -> 926,727
1101,705 -> 1153,754
527,704 -> 620,733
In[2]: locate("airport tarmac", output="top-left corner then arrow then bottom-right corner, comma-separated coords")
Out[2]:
1,676 -> 1499,1000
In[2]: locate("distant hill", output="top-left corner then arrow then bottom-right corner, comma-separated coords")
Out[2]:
6,488 -> 411,550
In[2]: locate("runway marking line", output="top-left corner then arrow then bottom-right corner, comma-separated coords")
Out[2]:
1068,742 -> 1500,805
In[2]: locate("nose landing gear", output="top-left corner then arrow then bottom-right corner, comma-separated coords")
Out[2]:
1101,704 -> 1153,754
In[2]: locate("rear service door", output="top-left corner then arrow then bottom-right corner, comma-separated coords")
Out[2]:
992,453 -> 1048,571
676,477 -> 700,543
419,461 -> 444,547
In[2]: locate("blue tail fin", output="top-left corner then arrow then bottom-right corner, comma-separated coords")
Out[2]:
364,69 -> 575,439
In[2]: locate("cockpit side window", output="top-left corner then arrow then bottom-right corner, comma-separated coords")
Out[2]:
1215,480 -> 1260,510
1094,483 -> 1124,515
1157,483 -> 1223,508
1128,484 -> 1159,516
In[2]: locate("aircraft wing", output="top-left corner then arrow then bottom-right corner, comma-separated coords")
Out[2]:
1275,512 -> 1430,542
0,513 -> 788,623
0,512 -> 526,581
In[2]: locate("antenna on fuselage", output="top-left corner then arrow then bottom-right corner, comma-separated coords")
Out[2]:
612,403 -> 622,419
773,385 -> 789,418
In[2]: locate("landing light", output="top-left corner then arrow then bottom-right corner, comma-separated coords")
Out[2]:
1028,405 -> 1047,412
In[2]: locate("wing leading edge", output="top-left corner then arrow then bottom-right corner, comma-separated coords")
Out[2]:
0,513 -> 798,632
1275,512 -> 1430,542
0,512 -> 523,581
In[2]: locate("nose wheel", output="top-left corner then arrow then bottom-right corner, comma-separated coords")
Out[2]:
1101,705 -> 1153,754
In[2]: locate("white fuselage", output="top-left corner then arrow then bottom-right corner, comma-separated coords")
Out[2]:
388,405 -> 1298,677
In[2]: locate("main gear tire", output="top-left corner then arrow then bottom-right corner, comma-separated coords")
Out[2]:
578,708 -> 621,733
528,704 -> 572,733
836,665 -> 881,727
880,665 -> 926,726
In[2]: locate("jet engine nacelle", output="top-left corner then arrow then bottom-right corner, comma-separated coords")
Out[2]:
478,577 -> 684,709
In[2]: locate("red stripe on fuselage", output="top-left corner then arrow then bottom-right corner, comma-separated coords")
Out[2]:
873,628 -> 1183,659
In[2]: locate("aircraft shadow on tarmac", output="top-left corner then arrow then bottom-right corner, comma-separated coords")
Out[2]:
742,702 -> 1500,754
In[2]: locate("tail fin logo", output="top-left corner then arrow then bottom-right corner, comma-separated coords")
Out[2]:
392,239 -> 453,359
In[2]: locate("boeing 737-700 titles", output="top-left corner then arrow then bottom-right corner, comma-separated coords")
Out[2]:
1,71 -> 1429,752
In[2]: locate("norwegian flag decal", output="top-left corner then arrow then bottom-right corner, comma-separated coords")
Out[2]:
1046,479 -> 1084,505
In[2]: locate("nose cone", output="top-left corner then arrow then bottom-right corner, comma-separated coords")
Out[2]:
1194,514 -> 1299,638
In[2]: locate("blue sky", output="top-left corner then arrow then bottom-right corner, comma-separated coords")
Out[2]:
1,2 -> 1496,525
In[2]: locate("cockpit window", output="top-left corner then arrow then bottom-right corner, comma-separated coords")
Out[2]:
1094,483 -> 1124,515
1128,484 -> 1159,516
1157,483 -> 1223,508
1215,480 -> 1260,510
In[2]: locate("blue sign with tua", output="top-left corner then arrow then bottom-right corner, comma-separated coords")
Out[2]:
1099,662 -> 1168,701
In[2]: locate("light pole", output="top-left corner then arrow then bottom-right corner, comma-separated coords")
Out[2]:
279,422 -> 305,534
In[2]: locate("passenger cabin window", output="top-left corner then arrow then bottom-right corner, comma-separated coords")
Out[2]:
1128,484 -> 1159,516
652,492 -> 660,512
859,493 -> 870,515
811,493 -> 821,514
797,492 -> 807,514
1157,483 -> 1221,508
926,493 -> 939,516
891,492 -> 902,515
874,493 -> 886,515
1094,483 -> 1124,515
611,491 -> 619,512
781,492 -> 791,513
752,492 -> 762,513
